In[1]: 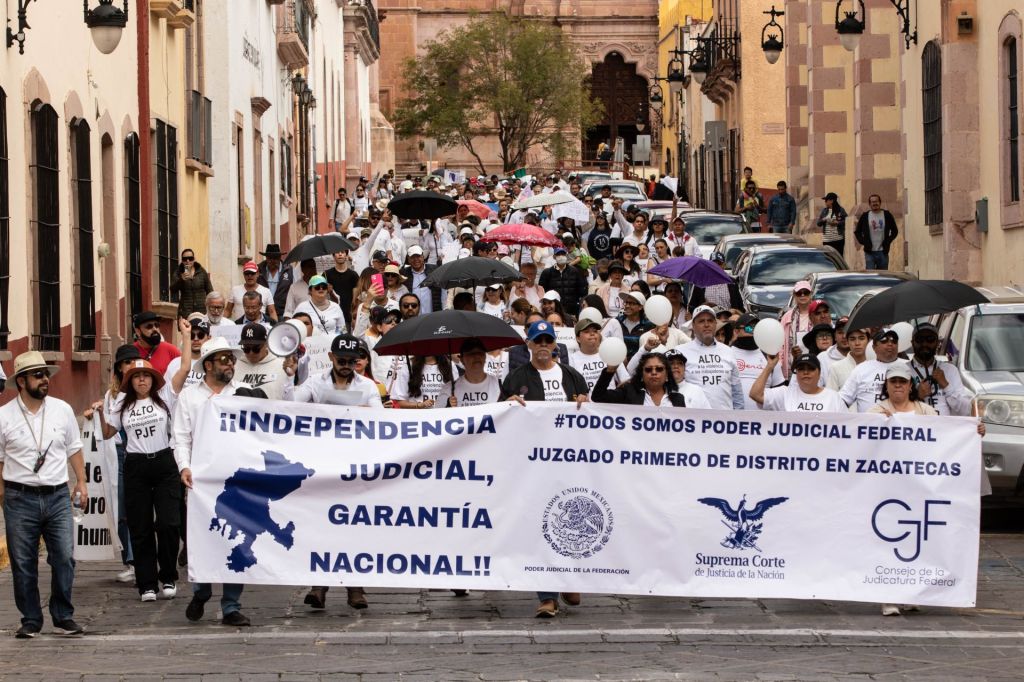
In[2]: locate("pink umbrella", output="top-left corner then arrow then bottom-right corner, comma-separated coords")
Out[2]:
458,200 -> 494,219
480,223 -> 562,247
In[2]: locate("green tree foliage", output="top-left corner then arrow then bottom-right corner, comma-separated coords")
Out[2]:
393,14 -> 600,174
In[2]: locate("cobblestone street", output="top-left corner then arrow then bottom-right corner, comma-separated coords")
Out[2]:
0,535 -> 1023,680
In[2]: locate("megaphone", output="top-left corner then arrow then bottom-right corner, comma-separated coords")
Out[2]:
268,319 -> 308,357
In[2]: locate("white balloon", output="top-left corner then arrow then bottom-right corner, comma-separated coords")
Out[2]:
753,319 -> 785,355
578,307 -> 603,324
892,322 -> 915,353
598,337 -> 628,367
644,295 -> 673,326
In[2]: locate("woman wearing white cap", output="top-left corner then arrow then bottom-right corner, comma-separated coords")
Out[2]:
479,283 -> 508,319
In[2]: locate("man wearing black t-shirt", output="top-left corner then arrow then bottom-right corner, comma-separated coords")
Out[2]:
323,250 -> 360,331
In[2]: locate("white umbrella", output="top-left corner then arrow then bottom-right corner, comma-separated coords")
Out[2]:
512,190 -> 576,210
551,196 -> 591,224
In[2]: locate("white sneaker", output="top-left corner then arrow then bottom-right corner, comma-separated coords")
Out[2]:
881,603 -> 901,616
160,583 -> 177,599
140,590 -> 157,602
116,566 -> 135,583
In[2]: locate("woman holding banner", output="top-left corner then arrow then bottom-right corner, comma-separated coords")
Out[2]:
749,354 -> 846,413
592,352 -> 686,407
104,360 -> 179,603
869,362 -> 986,616
83,344 -> 141,584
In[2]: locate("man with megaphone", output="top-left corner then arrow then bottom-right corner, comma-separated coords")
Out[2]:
233,323 -> 296,401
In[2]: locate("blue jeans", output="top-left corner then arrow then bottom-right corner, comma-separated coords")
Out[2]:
770,225 -> 792,234
864,250 -> 889,270
116,442 -> 133,565
192,583 -> 244,615
537,591 -> 558,602
3,485 -> 76,628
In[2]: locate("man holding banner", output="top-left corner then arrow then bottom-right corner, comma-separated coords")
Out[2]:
499,321 -> 587,617
292,333 -> 378,611
173,337 -> 251,627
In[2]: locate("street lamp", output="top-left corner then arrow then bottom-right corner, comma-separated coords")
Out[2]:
666,54 -> 685,96
834,0 -> 917,51
761,5 -> 785,65
84,0 -> 130,54
7,0 -> 130,55
835,0 -> 866,52
300,86 -> 314,109
688,41 -> 709,86
648,83 -> 664,113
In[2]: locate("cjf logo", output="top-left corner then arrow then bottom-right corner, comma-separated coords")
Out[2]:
541,488 -> 613,559
698,495 -> 788,551
871,498 -> 950,562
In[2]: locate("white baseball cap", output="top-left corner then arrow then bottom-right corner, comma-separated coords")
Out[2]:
541,290 -> 561,301
407,245 -> 424,257
692,304 -> 716,321
618,291 -> 647,306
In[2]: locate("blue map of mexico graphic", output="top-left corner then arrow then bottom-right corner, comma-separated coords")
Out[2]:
209,450 -> 315,572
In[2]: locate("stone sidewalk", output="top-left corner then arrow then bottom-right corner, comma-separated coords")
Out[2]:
1,535 -> 1024,680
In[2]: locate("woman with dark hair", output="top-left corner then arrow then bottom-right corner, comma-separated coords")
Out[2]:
105,360 -> 179,603
83,344 -> 141,583
592,352 -> 686,406
170,248 -> 214,319
631,280 -> 652,299
392,355 -> 454,409
816,192 -> 849,257
615,243 -> 642,286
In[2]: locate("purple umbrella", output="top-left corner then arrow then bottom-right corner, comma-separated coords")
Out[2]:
648,256 -> 733,287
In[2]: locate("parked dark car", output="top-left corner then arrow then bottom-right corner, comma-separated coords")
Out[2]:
677,211 -> 749,258
781,270 -> 916,319
733,244 -> 849,317
711,233 -> 806,271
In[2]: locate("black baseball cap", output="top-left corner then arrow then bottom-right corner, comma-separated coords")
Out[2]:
114,344 -> 141,365
792,353 -> 821,371
736,313 -> 760,330
331,333 -> 365,358
913,322 -> 939,338
133,311 -> 158,327
240,323 -> 268,344
873,328 -> 899,343
371,250 -> 388,263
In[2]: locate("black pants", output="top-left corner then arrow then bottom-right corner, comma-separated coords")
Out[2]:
124,450 -> 181,593
824,238 -> 845,258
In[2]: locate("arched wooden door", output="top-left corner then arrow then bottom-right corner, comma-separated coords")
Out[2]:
584,52 -> 649,163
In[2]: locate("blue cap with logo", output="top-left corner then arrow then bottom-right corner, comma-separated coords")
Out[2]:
526,321 -> 556,342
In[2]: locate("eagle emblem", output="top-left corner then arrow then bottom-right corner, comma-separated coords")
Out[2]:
697,495 -> 788,552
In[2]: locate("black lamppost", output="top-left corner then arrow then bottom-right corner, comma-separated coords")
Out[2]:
7,0 -> 130,55
688,39 -> 710,86
761,5 -> 785,65
835,0 -> 917,52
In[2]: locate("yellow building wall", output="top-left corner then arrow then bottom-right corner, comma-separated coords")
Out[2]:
658,0 -> 709,173
737,2 -> 786,187
147,14 -> 211,287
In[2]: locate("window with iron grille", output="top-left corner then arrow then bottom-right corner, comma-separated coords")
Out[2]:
31,104 -> 60,351
0,88 -> 9,350
154,121 -> 179,302
281,137 -> 292,197
71,120 -> 96,351
125,133 -> 143,323
1009,37 -> 1020,204
922,42 -> 943,226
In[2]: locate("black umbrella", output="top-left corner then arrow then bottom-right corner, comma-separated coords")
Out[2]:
388,191 -> 458,220
422,256 -> 524,290
283,233 -> 356,264
374,310 -> 524,358
845,280 -> 989,331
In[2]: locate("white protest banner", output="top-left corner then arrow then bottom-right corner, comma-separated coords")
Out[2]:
74,415 -> 121,560
211,326 -> 242,345
189,400 -> 980,607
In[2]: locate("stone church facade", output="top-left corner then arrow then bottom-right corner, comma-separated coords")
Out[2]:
377,0 -> 659,174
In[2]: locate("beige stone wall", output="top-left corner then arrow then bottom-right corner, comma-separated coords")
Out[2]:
901,0 -> 1023,286
737,2 -> 786,186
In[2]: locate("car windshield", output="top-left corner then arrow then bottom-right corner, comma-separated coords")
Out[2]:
725,241 -> 769,268
965,314 -> 1024,371
748,252 -> 839,286
685,219 -> 744,245
815,279 -> 905,316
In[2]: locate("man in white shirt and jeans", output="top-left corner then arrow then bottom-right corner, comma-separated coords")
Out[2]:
0,352 -> 87,638
174,338 -> 252,627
